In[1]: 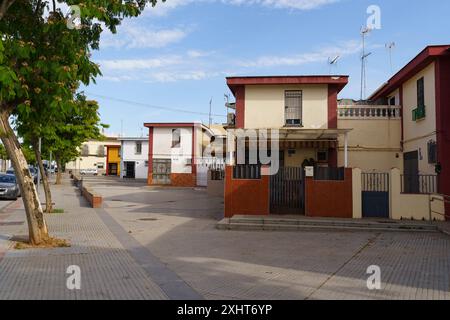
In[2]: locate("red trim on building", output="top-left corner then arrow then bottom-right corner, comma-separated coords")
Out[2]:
105,146 -> 110,175
235,86 -> 245,128
327,85 -> 338,129
144,123 -> 198,128
434,56 -> 450,219
370,45 -> 450,101
399,85 -> 404,149
227,75 -> 349,93
147,127 -> 154,185
191,126 -> 196,175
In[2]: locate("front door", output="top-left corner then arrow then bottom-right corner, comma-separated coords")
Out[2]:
404,151 -> 419,193
108,163 -> 118,176
270,167 -> 304,215
152,159 -> 171,185
125,162 -> 135,179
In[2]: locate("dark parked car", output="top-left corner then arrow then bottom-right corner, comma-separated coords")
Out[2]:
6,166 -> 38,184
0,174 -> 21,200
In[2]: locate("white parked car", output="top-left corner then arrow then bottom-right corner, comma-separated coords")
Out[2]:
80,168 -> 98,176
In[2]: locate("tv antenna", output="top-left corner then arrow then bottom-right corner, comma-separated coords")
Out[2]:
360,27 -> 372,101
209,97 -> 213,127
386,42 -> 396,74
328,55 -> 340,74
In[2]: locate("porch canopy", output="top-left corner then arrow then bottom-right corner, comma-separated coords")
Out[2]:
229,128 -> 353,167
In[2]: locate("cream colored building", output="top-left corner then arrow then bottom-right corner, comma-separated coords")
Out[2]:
226,76 -> 351,168
66,136 -> 120,175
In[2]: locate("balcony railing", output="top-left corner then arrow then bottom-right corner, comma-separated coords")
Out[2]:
401,174 -> 437,194
338,105 -> 401,119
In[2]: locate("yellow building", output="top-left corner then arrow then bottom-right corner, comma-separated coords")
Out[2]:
106,145 -> 121,176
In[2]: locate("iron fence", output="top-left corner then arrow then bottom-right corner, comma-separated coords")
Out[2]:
362,172 -> 389,192
401,174 -> 437,194
314,167 -> 345,181
233,164 -> 261,180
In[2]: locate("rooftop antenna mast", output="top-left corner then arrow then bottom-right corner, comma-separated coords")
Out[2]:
386,42 -> 396,74
209,97 -> 213,127
360,27 -> 372,101
328,55 -> 340,75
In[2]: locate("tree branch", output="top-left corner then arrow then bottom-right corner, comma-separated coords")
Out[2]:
0,0 -> 16,21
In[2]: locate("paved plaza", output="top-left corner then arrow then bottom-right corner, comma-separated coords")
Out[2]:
0,176 -> 449,300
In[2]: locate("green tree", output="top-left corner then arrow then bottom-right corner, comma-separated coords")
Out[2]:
0,0 -> 163,245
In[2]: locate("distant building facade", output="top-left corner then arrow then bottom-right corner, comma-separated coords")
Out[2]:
119,137 -> 149,180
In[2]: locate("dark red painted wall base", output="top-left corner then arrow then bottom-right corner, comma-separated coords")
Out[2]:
224,166 -> 270,218
305,168 -> 353,218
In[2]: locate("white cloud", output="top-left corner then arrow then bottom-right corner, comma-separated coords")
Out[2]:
187,50 -> 215,58
97,56 -> 183,71
145,0 -> 339,16
97,40 -> 360,84
237,40 -> 361,68
222,0 -> 339,10
101,25 -> 188,49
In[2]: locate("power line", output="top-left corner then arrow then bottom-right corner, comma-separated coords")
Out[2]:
84,92 -> 227,118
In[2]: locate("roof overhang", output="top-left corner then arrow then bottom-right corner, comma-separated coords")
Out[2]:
226,75 -> 349,96
370,45 -> 450,100
144,122 -> 202,128
232,128 -> 352,141
118,137 -> 149,142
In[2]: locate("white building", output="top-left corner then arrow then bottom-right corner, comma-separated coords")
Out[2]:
144,122 -> 226,187
119,137 -> 149,180
66,136 -> 120,175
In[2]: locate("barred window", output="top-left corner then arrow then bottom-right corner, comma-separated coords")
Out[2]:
172,129 -> 181,148
135,142 -> 142,155
285,90 -> 302,126
417,77 -> 425,107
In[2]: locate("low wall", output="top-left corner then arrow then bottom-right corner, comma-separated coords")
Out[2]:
207,171 -> 224,198
224,166 -> 270,218
305,168 -> 353,218
71,175 -> 103,209
390,168 -> 445,221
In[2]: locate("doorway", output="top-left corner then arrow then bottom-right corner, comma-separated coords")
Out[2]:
125,162 -> 136,179
403,151 -> 419,193
108,163 -> 118,176
152,159 -> 171,185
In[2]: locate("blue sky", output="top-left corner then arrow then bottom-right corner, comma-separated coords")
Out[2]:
85,0 -> 450,136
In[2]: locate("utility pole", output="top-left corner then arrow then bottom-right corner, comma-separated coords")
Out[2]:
360,27 -> 372,101
209,98 -> 213,127
36,137 -> 41,193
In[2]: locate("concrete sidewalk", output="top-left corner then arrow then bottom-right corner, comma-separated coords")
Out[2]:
0,179 -> 188,300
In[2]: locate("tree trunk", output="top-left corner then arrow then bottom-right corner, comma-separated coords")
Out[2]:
55,154 -> 62,185
32,138 -> 53,213
0,108 -> 49,245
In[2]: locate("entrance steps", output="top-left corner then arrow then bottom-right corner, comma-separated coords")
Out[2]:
217,215 -> 439,233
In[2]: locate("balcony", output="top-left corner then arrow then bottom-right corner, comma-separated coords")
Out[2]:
338,105 -> 402,119
412,105 -> 426,121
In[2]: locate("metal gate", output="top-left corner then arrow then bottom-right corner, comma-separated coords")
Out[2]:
270,167 -> 304,215
152,159 -> 171,185
362,172 -> 390,218
196,163 -> 208,187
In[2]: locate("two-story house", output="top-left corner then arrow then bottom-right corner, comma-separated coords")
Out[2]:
144,122 -> 225,187
226,76 -> 352,168
370,45 -> 450,199
119,137 -> 149,180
